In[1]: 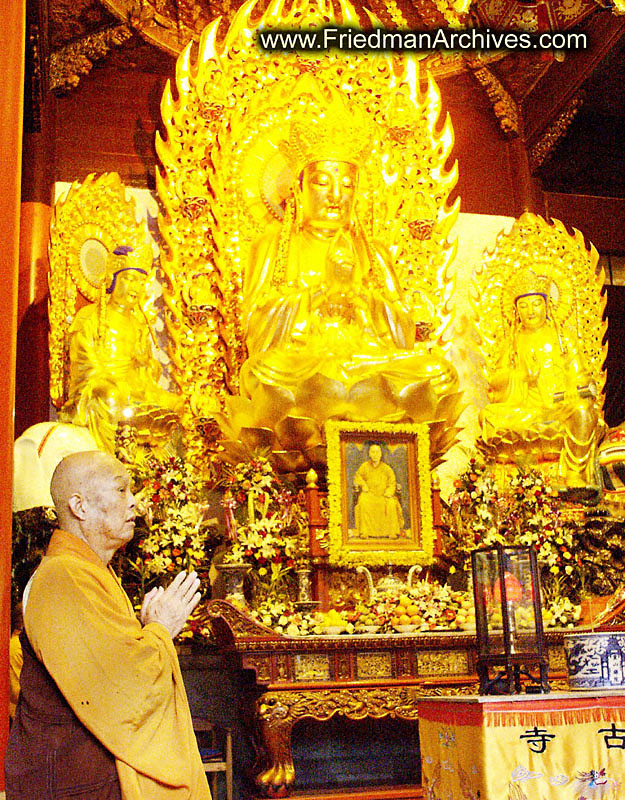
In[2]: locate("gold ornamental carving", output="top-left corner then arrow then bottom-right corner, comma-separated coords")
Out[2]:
207,599 -> 280,639
49,24 -> 133,91
294,654 -> 331,681
548,646 -> 567,672
245,654 -> 273,683
257,687 -> 421,724
418,649 -> 469,676
466,60 -> 522,137
528,94 -> 585,170
101,0 -> 481,75
356,652 -> 393,680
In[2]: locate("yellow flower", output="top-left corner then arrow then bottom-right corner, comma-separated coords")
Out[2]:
258,566 -> 268,576
449,566 -> 456,574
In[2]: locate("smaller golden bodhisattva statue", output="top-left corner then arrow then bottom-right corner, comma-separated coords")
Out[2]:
479,268 -> 601,489
62,247 -> 182,451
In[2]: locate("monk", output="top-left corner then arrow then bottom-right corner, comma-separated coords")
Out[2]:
353,444 -> 404,539
5,451 -> 211,800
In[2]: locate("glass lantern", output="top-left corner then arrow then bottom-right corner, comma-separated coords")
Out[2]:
471,544 -> 549,695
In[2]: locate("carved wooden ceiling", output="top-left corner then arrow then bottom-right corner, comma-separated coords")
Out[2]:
29,0 -> 625,195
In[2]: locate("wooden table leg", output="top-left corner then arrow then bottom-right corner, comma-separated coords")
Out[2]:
255,693 -> 296,797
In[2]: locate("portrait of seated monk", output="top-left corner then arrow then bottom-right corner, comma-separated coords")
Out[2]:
239,85 -> 458,416
353,444 -> 404,539
62,247 -> 182,451
479,269 -> 601,489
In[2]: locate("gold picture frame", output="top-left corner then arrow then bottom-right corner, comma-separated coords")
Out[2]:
325,421 -> 434,568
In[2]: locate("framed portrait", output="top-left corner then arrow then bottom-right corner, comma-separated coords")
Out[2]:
325,421 -> 434,567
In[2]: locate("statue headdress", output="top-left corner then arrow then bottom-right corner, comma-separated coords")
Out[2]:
281,81 -> 373,174
506,269 -> 556,315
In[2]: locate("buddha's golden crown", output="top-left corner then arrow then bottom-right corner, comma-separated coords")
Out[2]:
282,78 -> 373,172
510,269 -> 553,302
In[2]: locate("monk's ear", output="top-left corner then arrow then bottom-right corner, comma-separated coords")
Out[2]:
67,492 -> 88,521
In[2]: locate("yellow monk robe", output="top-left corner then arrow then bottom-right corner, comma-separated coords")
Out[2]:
353,460 -> 404,539
24,530 -> 211,800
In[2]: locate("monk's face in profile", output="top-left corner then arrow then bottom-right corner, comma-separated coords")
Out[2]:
368,444 -> 382,466
515,293 -> 547,332
85,458 -> 137,549
301,161 -> 358,232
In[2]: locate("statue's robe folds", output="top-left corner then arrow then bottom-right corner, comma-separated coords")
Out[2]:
479,323 -> 599,485
6,530 -> 211,800
354,459 -> 404,539
241,226 -> 457,398
67,304 -> 166,407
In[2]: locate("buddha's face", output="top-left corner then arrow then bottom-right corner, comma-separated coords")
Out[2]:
110,269 -> 145,310
369,444 -> 382,465
301,161 -> 358,232
515,293 -> 547,331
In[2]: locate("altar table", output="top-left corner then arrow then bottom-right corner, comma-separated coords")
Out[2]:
207,600 -> 572,797
419,692 -> 625,800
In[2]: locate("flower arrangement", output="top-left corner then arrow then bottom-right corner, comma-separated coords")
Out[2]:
121,454 -> 218,602
221,458 -> 308,604
446,460 -> 582,604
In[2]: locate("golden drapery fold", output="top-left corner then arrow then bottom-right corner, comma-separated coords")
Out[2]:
25,530 -> 211,800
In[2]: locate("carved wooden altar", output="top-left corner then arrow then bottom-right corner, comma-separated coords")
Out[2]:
207,599 -> 570,798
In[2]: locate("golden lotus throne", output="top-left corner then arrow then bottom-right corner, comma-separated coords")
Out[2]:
156,0 -> 465,471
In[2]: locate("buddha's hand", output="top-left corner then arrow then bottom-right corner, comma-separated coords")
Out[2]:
141,570 -> 202,638
384,488 -> 395,498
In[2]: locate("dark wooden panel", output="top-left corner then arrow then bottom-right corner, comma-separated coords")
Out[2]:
54,62 -> 172,188
440,73 -> 520,217
545,192 -> 625,253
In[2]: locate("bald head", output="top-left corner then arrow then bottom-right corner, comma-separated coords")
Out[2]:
50,451 -> 119,518
50,452 -> 136,562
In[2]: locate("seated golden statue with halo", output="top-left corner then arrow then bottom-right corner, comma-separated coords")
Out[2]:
480,269 -> 599,487
474,214 -> 606,491
61,247 -> 182,452
156,27 -> 464,468
240,85 -> 458,421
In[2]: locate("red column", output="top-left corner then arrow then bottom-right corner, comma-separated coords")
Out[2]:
0,0 -> 25,784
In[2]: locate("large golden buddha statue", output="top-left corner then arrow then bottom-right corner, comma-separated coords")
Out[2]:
156,4 -> 464,469
240,101 -> 458,413
61,247 -> 182,452
474,214 -> 606,491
